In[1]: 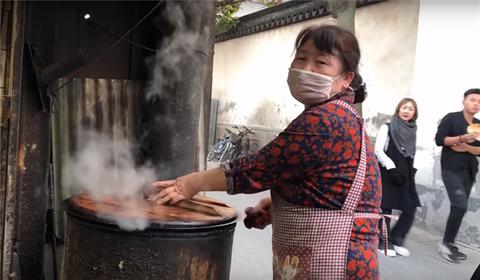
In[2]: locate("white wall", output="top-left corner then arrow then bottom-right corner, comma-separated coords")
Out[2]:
413,0 -> 480,153
213,0 -> 421,145
356,0 -> 420,137
213,17 -> 336,131
410,0 -> 480,245
211,0 -> 480,247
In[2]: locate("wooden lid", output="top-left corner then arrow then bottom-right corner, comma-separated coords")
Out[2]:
66,193 -> 237,228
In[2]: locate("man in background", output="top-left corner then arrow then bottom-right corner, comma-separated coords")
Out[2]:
435,88 -> 480,263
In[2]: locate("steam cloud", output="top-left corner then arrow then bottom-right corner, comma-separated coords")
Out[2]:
146,1 -> 210,100
63,2 -> 210,231
63,130 -> 156,231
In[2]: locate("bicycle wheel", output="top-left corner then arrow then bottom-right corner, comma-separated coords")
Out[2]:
207,141 -> 222,161
219,143 -> 234,162
207,150 -> 217,161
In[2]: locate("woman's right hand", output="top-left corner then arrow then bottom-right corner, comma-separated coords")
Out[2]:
243,197 -> 272,229
148,174 -> 199,205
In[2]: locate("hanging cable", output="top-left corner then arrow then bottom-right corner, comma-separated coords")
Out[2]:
85,17 -> 159,53
49,0 -> 164,96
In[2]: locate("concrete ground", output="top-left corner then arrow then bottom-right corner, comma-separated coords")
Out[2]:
205,157 -> 480,280
378,226 -> 480,280
208,191 -> 480,280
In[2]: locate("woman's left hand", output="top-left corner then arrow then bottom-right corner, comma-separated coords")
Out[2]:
148,176 -> 199,205
244,197 -> 272,229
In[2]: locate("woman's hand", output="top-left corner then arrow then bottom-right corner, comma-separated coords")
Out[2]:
148,175 -> 199,205
148,168 -> 228,205
243,197 -> 272,229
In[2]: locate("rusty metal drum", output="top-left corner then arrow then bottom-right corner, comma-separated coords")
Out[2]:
61,194 -> 237,280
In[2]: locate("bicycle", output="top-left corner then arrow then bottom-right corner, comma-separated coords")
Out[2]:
207,125 -> 255,162
207,129 -> 232,161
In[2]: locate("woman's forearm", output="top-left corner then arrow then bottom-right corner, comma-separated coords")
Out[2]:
180,167 -> 228,192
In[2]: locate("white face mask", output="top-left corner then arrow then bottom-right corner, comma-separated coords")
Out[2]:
287,67 -> 342,106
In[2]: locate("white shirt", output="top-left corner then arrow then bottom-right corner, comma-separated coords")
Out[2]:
374,124 -> 396,170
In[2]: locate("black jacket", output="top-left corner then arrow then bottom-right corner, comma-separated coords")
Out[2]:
380,124 -> 421,210
435,111 -> 480,179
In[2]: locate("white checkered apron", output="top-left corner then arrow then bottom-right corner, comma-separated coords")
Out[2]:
271,100 -> 381,280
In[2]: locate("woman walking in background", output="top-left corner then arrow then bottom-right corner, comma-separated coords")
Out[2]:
375,98 -> 421,257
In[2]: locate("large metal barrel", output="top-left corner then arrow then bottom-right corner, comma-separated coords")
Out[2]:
61,194 -> 237,280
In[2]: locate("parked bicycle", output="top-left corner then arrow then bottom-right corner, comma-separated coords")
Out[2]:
207,125 -> 255,162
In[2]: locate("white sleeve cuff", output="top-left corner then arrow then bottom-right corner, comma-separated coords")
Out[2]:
374,124 -> 396,170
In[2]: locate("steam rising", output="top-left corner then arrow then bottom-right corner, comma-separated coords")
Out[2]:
146,1 -> 210,100
143,1 -> 211,177
63,2 -> 211,231
63,130 -> 156,231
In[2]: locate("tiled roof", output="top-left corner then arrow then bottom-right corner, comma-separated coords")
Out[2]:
216,0 -> 385,42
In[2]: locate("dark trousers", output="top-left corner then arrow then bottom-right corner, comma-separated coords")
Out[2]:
379,208 -> 417,247
442,169 -> 474,244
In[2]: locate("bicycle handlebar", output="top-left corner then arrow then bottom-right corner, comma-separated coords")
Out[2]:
227,125 -> 255,136
241,125 -> 253,133
241,128 -> 255,135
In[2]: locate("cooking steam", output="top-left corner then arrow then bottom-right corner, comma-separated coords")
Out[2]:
146,1 -> 210,100
63,130 -> 156,231
65,2 -> 210,231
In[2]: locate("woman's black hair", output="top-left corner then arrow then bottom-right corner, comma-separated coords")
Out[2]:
294,25 -> 367,103
351,74 -> 367,104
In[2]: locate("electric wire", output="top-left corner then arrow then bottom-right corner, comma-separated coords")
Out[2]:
49,0 -> 164,97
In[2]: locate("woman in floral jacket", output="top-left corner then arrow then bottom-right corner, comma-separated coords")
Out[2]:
149,25 -> 382,280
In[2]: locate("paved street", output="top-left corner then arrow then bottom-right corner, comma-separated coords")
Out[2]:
206,160 -> 480,279
378,226 -> 480,280
207,190 -> 480,280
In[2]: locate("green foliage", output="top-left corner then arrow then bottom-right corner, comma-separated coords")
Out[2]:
215,0 -> 283,34
216,1 -> 242,34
